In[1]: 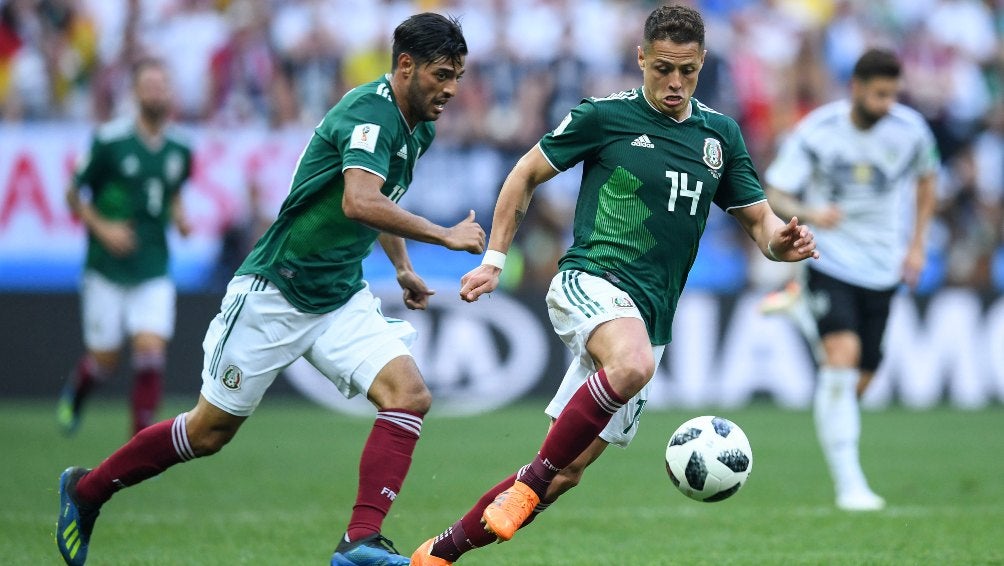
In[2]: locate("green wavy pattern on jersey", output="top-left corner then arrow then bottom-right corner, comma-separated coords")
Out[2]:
93,182 -> 132,220
281,183 -> 369,262
586,166 -> 656,270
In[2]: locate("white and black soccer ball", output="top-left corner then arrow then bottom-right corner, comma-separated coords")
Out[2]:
665,415 -> 753,502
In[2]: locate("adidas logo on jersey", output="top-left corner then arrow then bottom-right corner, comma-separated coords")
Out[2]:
631,134 -> 655,148
396,144 -> 408,159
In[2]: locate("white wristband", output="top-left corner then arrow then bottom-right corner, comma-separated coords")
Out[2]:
482,250 -> 506,270
766,240 -> 780,261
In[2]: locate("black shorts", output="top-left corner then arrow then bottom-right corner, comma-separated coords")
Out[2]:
806,268 -> 896,372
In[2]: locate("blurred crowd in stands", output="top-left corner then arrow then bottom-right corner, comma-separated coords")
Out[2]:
2,0 -> 1002,292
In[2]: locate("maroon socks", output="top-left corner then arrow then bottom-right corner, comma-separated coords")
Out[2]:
345,409 -> 423,542
75,413 -> 195,507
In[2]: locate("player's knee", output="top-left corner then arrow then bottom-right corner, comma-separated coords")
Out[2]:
369,373 -> 432,414
551,465 -> 585,497
604,356 -> 654,397
131,349 -> 166,373
185,415 -> 241,457
88,352 -> 120,377
395,384 -> 432,415
188,428 -> 237,457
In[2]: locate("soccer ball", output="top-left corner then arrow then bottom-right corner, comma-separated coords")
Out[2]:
665,415 -> 753,502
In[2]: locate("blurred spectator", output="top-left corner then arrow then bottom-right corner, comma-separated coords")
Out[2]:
1,0 -> 97,120
270,0 -> 342,125
207,0 -> 277,125
146,0 -> 228,121
1,0 -> 1002,292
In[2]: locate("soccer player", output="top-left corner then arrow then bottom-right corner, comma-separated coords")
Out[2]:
58,57 -> 192,437
56,13 -> 484,566
762,48 -> 939,511
411,5 -> 818,564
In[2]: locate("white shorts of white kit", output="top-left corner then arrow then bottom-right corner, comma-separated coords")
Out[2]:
81,270 -> 176,351
544,270 -> 665,448
201,274 -> 417,416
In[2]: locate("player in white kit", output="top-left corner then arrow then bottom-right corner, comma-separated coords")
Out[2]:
764,48 -> 939,511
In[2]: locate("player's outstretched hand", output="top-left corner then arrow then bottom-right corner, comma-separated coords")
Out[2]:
459,264 -> 500,303
444,210 -> 485,254
771,217 -> 820,261
397,269 -> 435,310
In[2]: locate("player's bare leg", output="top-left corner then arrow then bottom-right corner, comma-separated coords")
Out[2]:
479,319 -> 649,542
331,355 -> 427,566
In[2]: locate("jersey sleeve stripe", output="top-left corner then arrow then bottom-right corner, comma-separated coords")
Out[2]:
723,198 -> 766,214
535,142 -> 564,173
342,164 -> 388,182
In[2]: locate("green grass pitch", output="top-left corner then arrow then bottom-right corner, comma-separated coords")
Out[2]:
2,398 -> 1002,565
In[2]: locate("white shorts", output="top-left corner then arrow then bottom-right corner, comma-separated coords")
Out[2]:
81,270 -> 176,351
200,275 -> 417,416
543,270 -> 665,447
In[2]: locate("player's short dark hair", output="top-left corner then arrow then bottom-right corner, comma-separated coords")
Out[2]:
392,13 -> 467,70
644,4 -> 705,50
852,48 -> 901,81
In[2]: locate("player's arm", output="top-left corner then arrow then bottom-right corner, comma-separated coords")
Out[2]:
65,182 -> 136,257
732,200 -> 819,262
377,232 -> 434,310
902,172 -> 937,287
342,167 -> 484,254
764,127 -> 841,229
171,193 -> 192,237
765,186 -> 842,229
459,145 -> 559,302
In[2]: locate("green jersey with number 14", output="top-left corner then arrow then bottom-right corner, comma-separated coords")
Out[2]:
539,90 -> 765,344
237,75 -> 435,313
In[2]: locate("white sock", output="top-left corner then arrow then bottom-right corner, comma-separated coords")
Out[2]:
813,366 -> 870,496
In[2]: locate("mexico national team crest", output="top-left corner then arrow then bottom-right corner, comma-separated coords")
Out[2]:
612,296 -> 634,308
702,137 -> 723,170
221,364 -> 243,390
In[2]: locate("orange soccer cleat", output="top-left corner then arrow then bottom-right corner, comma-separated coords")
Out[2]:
481,481 -> 540,542
410,538 -> 452,566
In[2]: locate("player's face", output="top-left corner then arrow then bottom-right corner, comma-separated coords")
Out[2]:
638,39 -> 705,121
405,56 -> 466,124
134,66 -> 173,124
851,76 -> 899,128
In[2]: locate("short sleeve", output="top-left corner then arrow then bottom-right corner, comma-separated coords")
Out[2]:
764,128 -> 813,195
714,120 -> 766,211
173,146 -> 193,196
324,94 -> 399,180
73,136 -> 105,190
912,121 -> 940,176
538,100 -> 602,172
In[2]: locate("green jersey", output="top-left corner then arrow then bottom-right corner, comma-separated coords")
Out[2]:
539,90 -> 765,344
237,75 -> 435,313
74,119 -> 192,284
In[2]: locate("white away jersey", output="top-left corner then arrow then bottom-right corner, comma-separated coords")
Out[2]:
765,100 -> 939,289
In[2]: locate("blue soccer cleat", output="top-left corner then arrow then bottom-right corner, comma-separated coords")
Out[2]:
56,381 -> 81,436
331,532 -> 410,566
56,467 -> 100,566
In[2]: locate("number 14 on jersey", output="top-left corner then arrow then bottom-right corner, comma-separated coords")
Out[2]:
666,171 -> 703,216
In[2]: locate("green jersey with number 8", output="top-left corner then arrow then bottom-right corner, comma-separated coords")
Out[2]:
538,90 -> 765,344
74,119 -> 192,285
